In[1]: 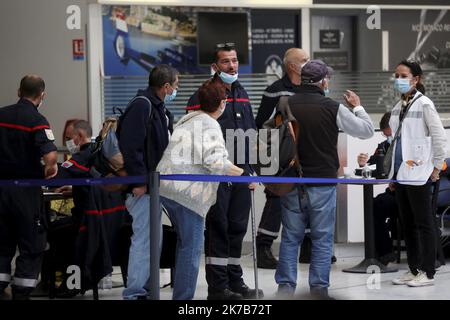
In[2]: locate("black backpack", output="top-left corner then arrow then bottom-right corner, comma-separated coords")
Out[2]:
254,96 -> 302,196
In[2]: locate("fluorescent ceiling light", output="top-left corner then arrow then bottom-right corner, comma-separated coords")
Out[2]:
97,0 -> 312,8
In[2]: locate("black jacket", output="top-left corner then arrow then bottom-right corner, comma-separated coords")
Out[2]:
255,75 -> 302,129
57,143 -> 129,288
368,140 -> 391,166
0,98 -> 57,179
288,85 -> 340,179
186,74 -> 256,173
117,88 -> 173,179
366,139 -> 391,179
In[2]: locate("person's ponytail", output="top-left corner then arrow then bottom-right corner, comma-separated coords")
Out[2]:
416,82 -> 426,95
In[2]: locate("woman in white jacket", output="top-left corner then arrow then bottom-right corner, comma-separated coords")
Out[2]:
389,60 -> 447,287
156,80 -> 244,300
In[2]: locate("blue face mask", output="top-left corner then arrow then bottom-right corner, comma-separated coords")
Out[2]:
164,89 -> 177,104
219,71 -> 238,84
324,88 -> 330,96
394,78 -> 412,94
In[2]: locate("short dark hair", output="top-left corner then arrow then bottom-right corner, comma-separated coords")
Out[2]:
73,120 -> 92,138
19,75 -> 45,98
198,79 -> 227,113
213,42 -> 236,63
148,64 -> 179,89
379,112 -> 391,130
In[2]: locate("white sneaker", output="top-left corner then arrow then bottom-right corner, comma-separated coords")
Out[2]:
407,271 -> 434,287
392,271 -> 416,285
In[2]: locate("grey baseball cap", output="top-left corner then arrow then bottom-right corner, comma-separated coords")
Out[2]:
301,59 -> 333,83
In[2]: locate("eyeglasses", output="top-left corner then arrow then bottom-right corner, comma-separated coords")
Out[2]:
216,42 -> 235,49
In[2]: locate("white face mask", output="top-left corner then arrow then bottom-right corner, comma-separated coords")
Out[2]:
66,139 -> 80,154
37,93 -> 45,109
297,60 -> 310,73
386,136 -> 394,144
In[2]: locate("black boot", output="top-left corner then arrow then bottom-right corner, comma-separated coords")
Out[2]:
230,284 -> 264,299
207,289 -> 243,300
257,245 -> 278,269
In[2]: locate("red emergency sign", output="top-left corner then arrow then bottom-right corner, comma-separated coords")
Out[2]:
73,39 -> 84,61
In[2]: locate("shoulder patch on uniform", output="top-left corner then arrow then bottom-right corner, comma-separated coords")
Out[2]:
62,161 -> 73,168
44,129 -> 55,141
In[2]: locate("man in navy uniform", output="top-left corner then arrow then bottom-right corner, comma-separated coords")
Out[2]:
0,75 -> 58,300
50,120 -> 129,297
254,48 -> 309,269
186,43 -> 261,300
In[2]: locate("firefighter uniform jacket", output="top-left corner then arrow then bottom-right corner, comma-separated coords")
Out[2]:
186,74 -> 257,174
58,143 -> 129,289
0,98 -> 57,293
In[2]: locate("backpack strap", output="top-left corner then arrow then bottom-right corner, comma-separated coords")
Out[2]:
277,96 -> 296,119
275,96 -> 299,141
130,96 -> 156,172
275,96 -> 301,173
128,95 -> 153,119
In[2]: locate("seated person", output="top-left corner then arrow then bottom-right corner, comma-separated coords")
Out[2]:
37,120 -> 129,297
46,119 -> 81,217
357,112 -> 398,265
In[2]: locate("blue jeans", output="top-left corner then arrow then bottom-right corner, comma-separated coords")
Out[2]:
122,194 -> 161,300
161,197 -> 204,300
275,185 -> 336,290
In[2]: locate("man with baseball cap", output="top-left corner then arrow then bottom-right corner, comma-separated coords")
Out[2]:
255,48 -> 310,270
275,59 -> 374,300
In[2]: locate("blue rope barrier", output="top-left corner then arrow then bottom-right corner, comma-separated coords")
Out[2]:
160,174 -> 396,184
0,175 -> 146,187
0,174 -> 400,188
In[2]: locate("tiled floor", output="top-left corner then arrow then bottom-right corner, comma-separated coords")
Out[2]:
26,243 -> 450,300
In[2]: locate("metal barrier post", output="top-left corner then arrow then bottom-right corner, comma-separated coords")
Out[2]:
250,189 -> 259,299
149,171 -> 161,300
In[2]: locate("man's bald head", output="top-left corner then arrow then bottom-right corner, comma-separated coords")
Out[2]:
283,48 -> 309,69
18,75 -> 45,99
283,48 -> 310,85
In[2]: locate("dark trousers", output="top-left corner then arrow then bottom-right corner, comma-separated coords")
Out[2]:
256,188 -> 281,247
205,182 -> 251,293
395,182 -> 436,278
0,187 -> 47,295
40,217 -> 78,286
373,190 -> 398,257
